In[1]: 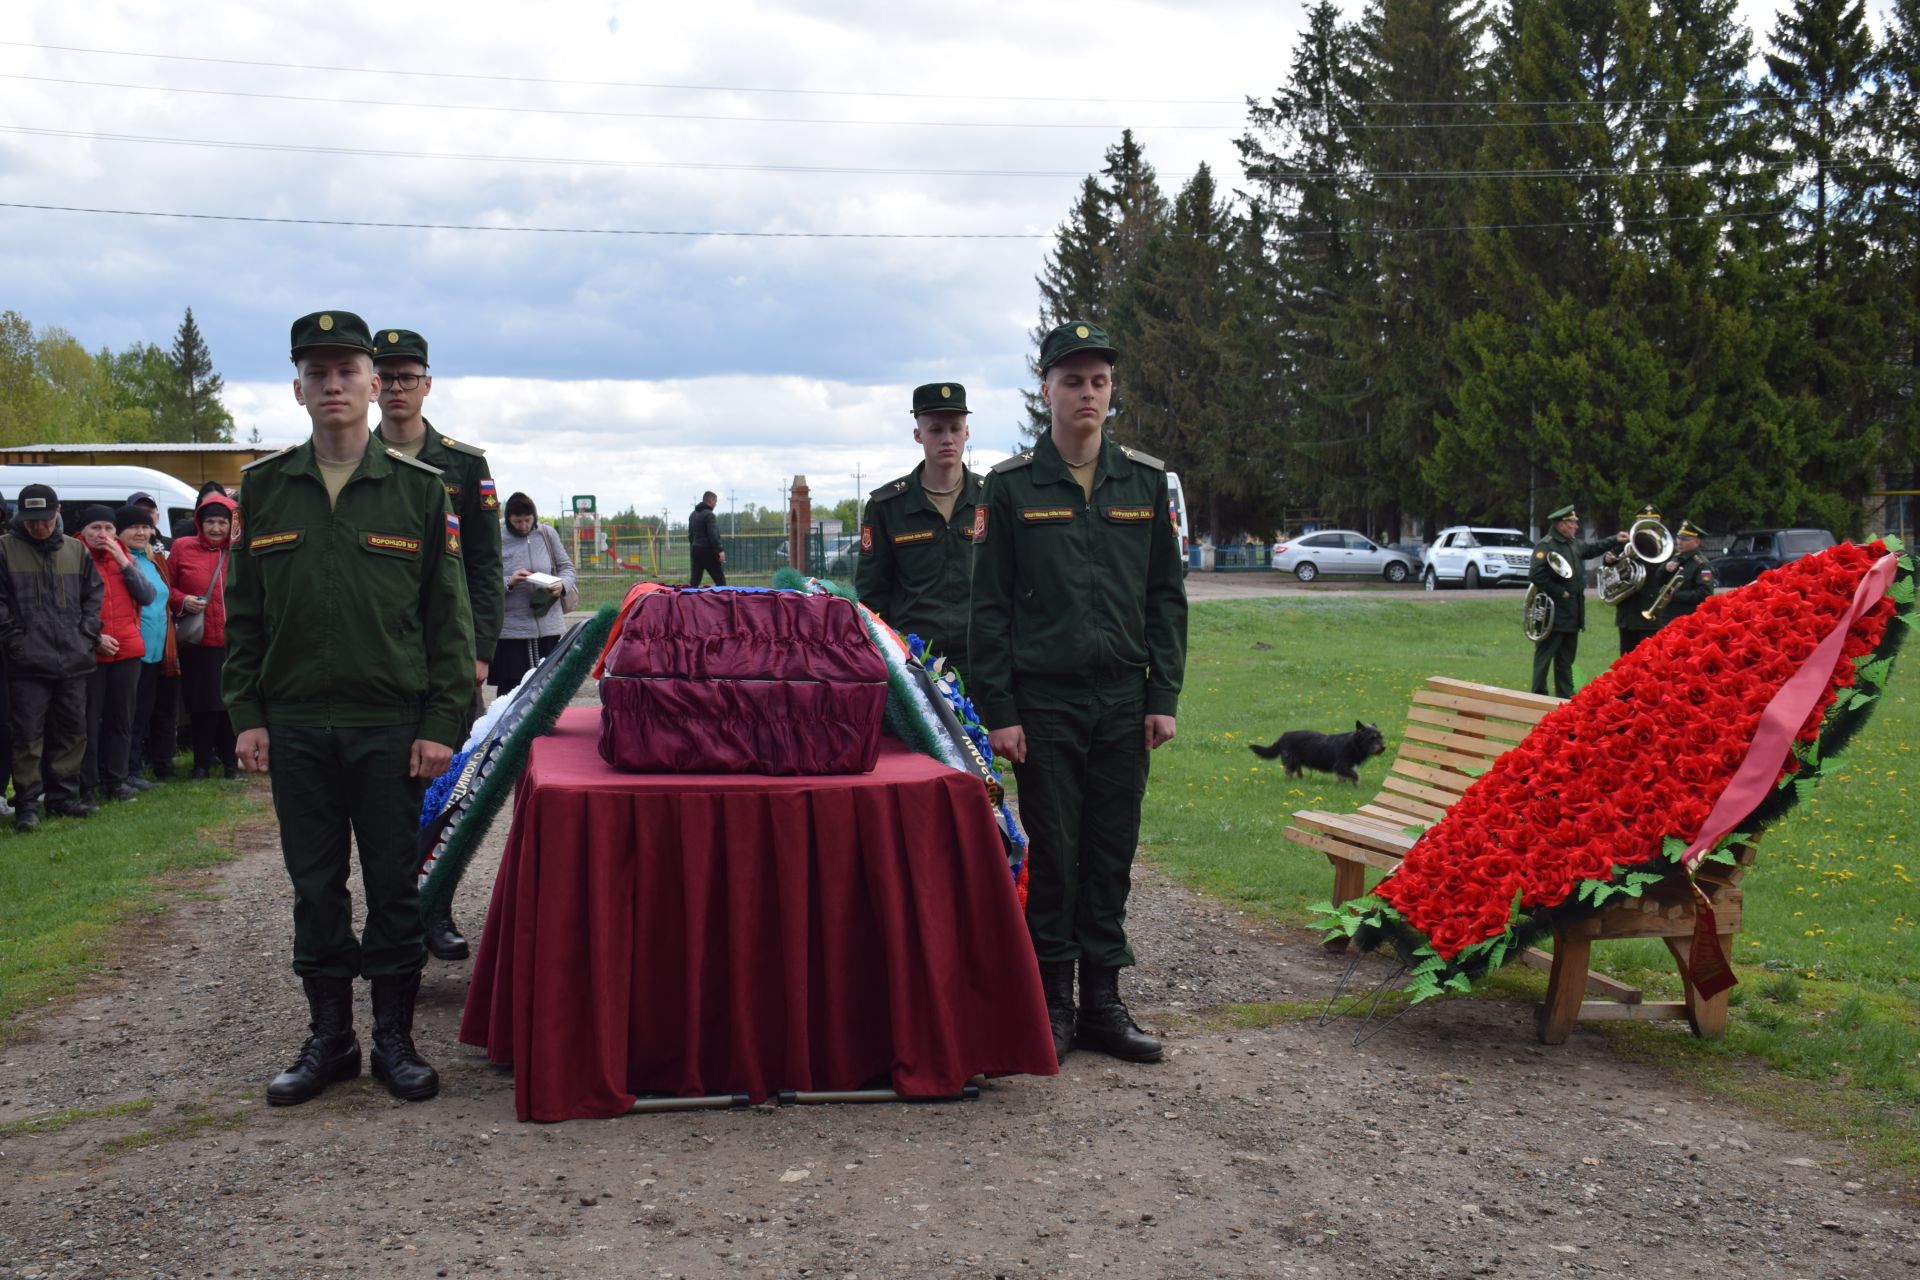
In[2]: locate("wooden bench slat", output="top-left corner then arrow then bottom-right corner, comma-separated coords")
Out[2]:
1406,704 -> 1533,743
1287,810 -> 1417,854
1401,723 -> 1510,759
1411,688 -> 1559,727
1281,825 -> 1405,873
1376,775 -> 1455,818
1396,742 -> 1498,777
1357,803 -> 1426,828
1425,677 -> 1564,713
1386,757 -> 1474,795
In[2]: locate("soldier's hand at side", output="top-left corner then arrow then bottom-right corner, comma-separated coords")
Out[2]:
236,728 -> 271,773
474,659 -> 489,687
1145,715 -> 1177,750
989,725 -> 1027,766
410,739 -> 454,780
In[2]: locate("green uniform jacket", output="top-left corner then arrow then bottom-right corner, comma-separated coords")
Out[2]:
223,440 -> 474,746
1660,549 -> 1716,623
968,431 -> 1188,729
1529,531 -> 1616,632
854,463 -> 983,665
375,418 -> 503,660
1613,554 -> 1668,634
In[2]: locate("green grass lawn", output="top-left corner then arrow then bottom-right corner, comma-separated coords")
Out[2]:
0,777 -> 267,1036
1140,595 -> 1920,1175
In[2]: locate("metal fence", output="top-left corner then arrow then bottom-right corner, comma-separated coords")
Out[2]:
555,525 -> 789,577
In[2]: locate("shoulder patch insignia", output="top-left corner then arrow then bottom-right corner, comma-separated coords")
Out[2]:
439,435 -> 487,457
1119,446 -> 1166,470
860,524 -> 874,553
991,451 -> 1036,474
446,512 -> 462,556
388,449 -> 445,476
241,445 -> 298,472
1533,550 -> 1545,560
972,505 -> 987,541
479,477 -> 499,510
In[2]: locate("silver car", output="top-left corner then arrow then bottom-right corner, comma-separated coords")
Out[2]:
1271,529 -> 1419,583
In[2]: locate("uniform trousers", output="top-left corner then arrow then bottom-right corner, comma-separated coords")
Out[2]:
8,676 -> 87,808
1011,672 -> 1150,968
83,658 -> 142,793
1618,629 -> 1656,656
1531,630 -> 1579,699
267,722 -> 428,980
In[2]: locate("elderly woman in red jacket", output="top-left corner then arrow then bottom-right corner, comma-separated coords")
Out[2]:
170,493 -> 239,779
76,505 -> 155,803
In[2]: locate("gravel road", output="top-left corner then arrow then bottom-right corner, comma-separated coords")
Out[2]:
4,786 -> 1917,1278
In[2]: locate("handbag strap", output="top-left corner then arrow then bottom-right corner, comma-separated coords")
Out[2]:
206,543 -> 231,595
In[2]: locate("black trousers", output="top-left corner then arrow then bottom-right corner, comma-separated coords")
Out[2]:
1011,673 -> 1150,968
268,722 -> 428,980
9,675 -> 87,809
688,548 -> 727,587
488,633 -> 561,695
0,654 -> 10,798
128,661 -> 165,779
84,658 -> 142,792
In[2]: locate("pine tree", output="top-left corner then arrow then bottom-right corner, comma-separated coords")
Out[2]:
165,306 -> 235,444
1871,0 -> 1920,506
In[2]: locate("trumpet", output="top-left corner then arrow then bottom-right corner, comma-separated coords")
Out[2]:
1640,561 -> 1685,621
1597,516 -> 1675,605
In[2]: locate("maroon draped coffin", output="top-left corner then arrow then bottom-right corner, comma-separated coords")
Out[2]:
460,708 -> 1057,1121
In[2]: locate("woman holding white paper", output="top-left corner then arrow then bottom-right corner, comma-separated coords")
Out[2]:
492,492 -> 579,694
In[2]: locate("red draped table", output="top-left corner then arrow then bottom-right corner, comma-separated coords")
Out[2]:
459,707 -> 1057,1121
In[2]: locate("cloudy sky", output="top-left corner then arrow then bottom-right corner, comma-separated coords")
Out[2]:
1,0 -> 1814,521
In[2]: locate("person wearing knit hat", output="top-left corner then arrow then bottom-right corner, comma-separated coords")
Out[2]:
171,492 -> 239,779
115,504 -> 175,788
0,482 -> 104,830
78,505 -> 156,803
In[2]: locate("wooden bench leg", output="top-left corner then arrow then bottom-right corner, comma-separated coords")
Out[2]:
1664,934 -> 1735,1040
1324,855 -> 1369,952
1535,931 -> 1590,1044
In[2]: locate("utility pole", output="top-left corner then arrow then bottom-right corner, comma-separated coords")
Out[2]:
851,464 -> 865,524
727,487 -> 736,536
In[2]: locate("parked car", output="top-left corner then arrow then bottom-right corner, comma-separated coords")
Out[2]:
1710,528 -> 1836,588
1270,529 -> 1419,583
1165,470 -> 1190,577
823,535 -> 862,577
1421,526 -> 1534,590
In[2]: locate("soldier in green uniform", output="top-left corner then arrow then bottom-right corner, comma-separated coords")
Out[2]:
371,327 -> 503,961
1529,504 -> 1625,697
1658,519 -> 1716,623
970,320 -> 1188,1067
854,381 -> 983,675
1611,505 -> 1668,656
226,311 -> 472,1107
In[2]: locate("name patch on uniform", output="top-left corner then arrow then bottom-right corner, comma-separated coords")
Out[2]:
249,530 -> 302,552
479,478 -> 499,511
1020,507 -> 1075,524
892,529 -> 935,546
860,524 -> 874,553
1104,505 -> 1154,522
446,513 -> 462,555
365,533 -> 422,554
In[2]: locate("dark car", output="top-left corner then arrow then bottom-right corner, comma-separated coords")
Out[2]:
1710,528 -> 1837,588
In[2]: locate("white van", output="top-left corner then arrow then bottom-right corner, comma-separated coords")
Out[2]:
1165,470 -> 1190,575
0,464 -> 206,537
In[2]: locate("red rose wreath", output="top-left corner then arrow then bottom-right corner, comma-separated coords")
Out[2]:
1323,539 -> 1914,1002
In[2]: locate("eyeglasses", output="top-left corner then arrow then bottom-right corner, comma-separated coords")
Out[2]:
382,373 -> 426,391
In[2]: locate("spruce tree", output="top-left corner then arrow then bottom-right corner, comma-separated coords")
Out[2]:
166,306 -> 235,443
1871,0 -> 1920,505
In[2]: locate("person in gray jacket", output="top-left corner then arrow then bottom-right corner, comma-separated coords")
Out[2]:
491,492 -> 578,695
0,483 -> 104,830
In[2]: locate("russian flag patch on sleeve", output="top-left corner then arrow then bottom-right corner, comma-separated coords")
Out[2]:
446,512 -> 462,555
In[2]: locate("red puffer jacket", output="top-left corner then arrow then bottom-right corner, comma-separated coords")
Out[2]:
170,495 -> 237,648
89,541 -> 146,664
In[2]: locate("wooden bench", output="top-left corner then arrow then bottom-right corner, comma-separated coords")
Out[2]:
1282,675 -> 1755,1043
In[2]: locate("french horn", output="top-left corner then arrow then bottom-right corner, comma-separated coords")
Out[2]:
1522,550 -> 1574,641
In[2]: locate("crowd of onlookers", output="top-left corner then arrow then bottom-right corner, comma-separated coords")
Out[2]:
0,479 -> 576,834
0,480 -> 245,833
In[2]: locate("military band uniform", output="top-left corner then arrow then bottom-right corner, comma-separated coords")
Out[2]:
968,430 -> 1188,975
1529,512 -> 1615,698
855,463 -> 984,674
1660,545 -> 1716,624
225,439 -> 472,983
1613,560 -> 1667,656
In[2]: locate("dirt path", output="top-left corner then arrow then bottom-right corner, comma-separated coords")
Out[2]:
4,801 -> 1917,1279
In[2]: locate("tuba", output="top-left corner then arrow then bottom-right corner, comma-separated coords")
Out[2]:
1522,550 -> 1574,641
1596,516 -> 1675,605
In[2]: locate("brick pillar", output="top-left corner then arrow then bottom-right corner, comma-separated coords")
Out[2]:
787,476 -> 811,575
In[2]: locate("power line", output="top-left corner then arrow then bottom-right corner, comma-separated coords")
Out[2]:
0,201 -> 1049,239
0,38 -> 1246,106
0,125 -> 1094,179
0,72 -> 1234,130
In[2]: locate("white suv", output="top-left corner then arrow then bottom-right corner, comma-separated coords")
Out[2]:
1422,526 -> 1534,590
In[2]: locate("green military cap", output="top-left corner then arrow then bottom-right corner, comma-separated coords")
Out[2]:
1547,504 -> 1578,522
911,382 -> 969,415
1038,320 -> 1119,373
1677,518 -> 1707,539
1636,503 -> 1662,521
372,327 -> 430,366
289,310 -> 376,358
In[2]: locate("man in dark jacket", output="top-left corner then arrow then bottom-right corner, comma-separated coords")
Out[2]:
688,491 -> 726,586
0,483 -> 105,831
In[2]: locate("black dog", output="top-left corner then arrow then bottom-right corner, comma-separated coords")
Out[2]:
1248,721 -> 1387,784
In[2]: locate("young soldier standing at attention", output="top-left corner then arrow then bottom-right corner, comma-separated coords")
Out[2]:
969,321 -> 1188,1066
371,327 -> 503,962
855,381 -> 984,675
225,311 -> 472,1106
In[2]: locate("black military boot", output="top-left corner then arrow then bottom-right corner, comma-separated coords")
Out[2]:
369,973 -> 440,1101
1074,964 -> 1163,1063
1038,960 -> 1076,1065
424,910 -> 469,961
13,802 -> 40,833
266,975 -> 361,1106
